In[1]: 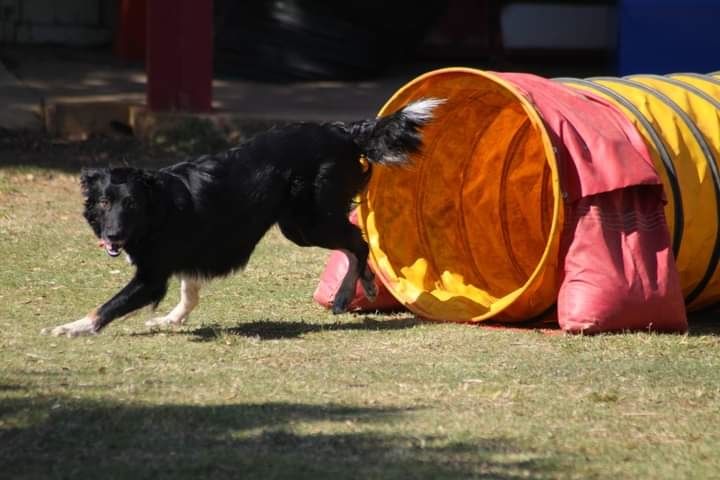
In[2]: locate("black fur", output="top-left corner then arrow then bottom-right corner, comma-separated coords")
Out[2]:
63,99 -> 441,334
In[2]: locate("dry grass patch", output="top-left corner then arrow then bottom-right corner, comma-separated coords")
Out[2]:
1,167 -> 720,479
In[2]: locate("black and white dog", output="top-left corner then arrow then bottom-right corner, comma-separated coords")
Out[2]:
42,98 -> 443,337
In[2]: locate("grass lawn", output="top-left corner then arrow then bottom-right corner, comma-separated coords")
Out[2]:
1,161 -> 720,479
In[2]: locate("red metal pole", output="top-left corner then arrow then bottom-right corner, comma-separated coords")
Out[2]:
146,0 -> 213,112
114,0 -> 146,61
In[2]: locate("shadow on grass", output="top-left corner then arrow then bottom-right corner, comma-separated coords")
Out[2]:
0,384 -> 25,392
0,396 -> 557,479
187,315 -> 423,341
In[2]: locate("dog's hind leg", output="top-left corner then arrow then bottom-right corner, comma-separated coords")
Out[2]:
358,266 -> 378,303
334,248 -> 360,313
332,248 -> 378,314
146,277 -> 202,328
279,216 -> 376,313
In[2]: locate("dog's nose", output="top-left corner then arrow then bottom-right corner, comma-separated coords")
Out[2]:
106,233 -> 123,242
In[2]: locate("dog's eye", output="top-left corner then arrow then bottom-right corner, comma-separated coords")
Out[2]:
98,198 -> 110,209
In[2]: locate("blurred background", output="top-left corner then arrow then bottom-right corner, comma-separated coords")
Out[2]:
0,0 -> 625,80
4,0 -> 718,79
0,0 -> 718,144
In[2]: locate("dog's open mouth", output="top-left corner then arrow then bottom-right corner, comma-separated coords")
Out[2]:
99,239 -> 124,257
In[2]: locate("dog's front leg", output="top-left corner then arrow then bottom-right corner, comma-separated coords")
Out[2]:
42,275 -> 168,337
146,277 -> 202,328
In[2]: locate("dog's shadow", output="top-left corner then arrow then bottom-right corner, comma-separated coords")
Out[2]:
194,315 -> 422,341
130,314 -> 423,341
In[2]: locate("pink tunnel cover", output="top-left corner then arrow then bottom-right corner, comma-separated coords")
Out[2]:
499,72 -> 686,333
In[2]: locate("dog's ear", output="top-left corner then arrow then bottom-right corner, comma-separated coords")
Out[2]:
131,169 -> 166,207
79,168 -> 106,197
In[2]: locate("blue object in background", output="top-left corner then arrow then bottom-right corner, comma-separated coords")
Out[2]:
618,0 -> 720,75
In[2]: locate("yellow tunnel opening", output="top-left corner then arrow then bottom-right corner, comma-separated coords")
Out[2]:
359,68 -> 562,322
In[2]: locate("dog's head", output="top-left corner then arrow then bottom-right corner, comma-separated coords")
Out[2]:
80,167 -> 157,257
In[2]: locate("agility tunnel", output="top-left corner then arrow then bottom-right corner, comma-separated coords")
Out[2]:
316,68 -> 720,332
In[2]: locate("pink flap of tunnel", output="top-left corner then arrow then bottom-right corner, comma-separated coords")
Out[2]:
498,72 -> 663,201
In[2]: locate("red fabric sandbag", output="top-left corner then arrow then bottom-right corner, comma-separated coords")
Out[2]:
558,185 -> 687,333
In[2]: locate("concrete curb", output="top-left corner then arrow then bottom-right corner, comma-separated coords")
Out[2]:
45,101 -> 134,140
42,101 -> 296,146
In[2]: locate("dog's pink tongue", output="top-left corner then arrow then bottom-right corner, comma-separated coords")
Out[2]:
98,239 -> 120,257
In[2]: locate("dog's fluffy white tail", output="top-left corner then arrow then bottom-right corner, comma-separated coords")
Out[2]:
347,97 -> 445,166
401,98 -> 446,124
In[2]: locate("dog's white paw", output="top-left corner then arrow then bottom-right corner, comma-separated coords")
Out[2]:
41,317 -> 97,337
145,315 -> 185,328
